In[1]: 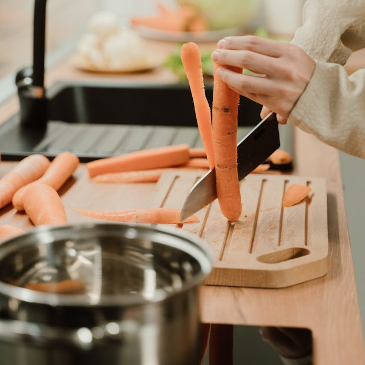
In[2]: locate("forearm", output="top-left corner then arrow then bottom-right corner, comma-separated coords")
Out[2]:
292,0 -> 365,64
288,61 -> 365,158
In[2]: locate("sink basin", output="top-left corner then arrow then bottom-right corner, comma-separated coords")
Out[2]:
0,81 -> 292,169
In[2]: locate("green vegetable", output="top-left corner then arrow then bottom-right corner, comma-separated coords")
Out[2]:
164,44 -> 214,82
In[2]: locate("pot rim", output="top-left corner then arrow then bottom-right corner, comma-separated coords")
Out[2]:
0,222 -> 214,308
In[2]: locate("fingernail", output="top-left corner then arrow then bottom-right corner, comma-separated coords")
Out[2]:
216,67 -> 223,77
217,38 -> 229,48
211,51 -> 219,61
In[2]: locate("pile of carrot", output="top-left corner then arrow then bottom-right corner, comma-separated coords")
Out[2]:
131,3 -> 209,33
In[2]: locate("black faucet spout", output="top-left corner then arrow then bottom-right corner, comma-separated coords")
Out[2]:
16,0 -> 48,129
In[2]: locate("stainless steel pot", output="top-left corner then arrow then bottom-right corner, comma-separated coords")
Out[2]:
0,223 -> 214,365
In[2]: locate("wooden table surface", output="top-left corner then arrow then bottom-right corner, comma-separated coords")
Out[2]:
0,41 -> 364,364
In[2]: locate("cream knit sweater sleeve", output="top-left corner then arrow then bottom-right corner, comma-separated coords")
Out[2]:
287,0 -> 365,159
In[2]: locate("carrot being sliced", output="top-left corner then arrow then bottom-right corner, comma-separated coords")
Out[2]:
181,42 -> 215,170
23,183 -> 67,226
269,149 -> 292,165
212,63 -> 243,222
283,184 -> 311,207
12,151 -> 79,211
0,224 -> 25,239
93,169 -> 166,184
0,154 -> 50,210
71,207 -> 199,224
189,147 -> 207,158
86,144 -> 190,177
25,280 -> 86,294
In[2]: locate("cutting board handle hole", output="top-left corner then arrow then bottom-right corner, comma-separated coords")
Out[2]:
256,247 -> 310,264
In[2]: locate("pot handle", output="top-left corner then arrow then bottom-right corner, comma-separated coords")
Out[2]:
0,318 -> 139,350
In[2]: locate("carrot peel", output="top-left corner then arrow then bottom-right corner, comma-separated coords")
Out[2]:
71,207 -> 199,224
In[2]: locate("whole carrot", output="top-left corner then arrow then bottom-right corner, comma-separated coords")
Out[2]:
12,151 -> 79,211
93,168 -> 166,184
212,63 -> 243,222
71,207 -> 199,224
0,154 -> 50,210
86,144 -> 190,177
181,42 -> 215,170
23,183 -> 67,226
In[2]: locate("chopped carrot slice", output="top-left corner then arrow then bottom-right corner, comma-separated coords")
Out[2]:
251,164 -> 271,174
71,207 -> 199,224
283,184 -> 311,207
269,149 -> 292,165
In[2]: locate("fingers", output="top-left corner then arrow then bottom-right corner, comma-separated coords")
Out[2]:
212,49 -> 275,76
218,35 -> 287,58
216,67 -> 275,97
260,106 -> 271,119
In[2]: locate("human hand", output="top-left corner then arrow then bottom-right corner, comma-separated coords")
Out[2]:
211,36 -> 315,125
259,326 -> 312,360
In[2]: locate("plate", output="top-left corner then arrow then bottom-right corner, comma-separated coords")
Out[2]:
70,53 -> 163,74
133,25 -> 243,42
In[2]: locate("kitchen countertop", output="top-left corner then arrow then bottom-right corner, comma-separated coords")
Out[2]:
0,41 -> 364,364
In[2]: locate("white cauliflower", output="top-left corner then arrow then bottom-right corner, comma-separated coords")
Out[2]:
75,12 -> 152,72
88,11 -> 119,40
103,29 -> 148,70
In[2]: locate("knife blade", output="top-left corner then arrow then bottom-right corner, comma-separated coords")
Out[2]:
180,112 -> 280,221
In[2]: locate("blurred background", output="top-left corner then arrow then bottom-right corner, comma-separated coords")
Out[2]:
0,0 -> 364,351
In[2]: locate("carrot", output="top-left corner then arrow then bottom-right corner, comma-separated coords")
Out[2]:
0,154 -> 50,210
181,158 -> 209,169
71,207 -> 199,224
283,184 -> 311,207
23,183 -> 67,226
189,147 -> 207,158
209,324 -> 234,365
0,224 -> 25,239
93,169 -> 166,184
12,152 -> 79,211
25,280 -> 86,294
181,42 -> 215,170
212,63 -> 243,222
86,144 -> 190,177
251,164 -> 271,174
269,149 -> 292,165
131,4 -> 195,32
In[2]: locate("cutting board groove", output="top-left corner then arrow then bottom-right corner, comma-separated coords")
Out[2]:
152,171 -> 328,288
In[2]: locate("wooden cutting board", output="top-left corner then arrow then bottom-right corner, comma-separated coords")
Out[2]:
151,170 -> 328,288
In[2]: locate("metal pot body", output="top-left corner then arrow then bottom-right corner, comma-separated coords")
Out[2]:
0,223 -> 213,365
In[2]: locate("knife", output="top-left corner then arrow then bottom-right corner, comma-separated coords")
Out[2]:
180,112 -> 280,221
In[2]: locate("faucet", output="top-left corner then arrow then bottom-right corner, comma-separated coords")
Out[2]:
16,0 -> 47,129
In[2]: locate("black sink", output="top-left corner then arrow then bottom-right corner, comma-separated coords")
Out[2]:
0,81 -> 267,162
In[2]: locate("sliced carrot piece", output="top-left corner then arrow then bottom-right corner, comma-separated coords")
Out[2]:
269,149 -> 292,165
23,183 -> 67,226
181,42 -> 215,169
86,144 -> 190,177
0,224 -> 25,239
25,280 -> 86,294
0,154 -> 50,209
251,164 -> 271,174
12,151 -> 79,211
283,184 -> 311,207
71,207 -> 199,224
